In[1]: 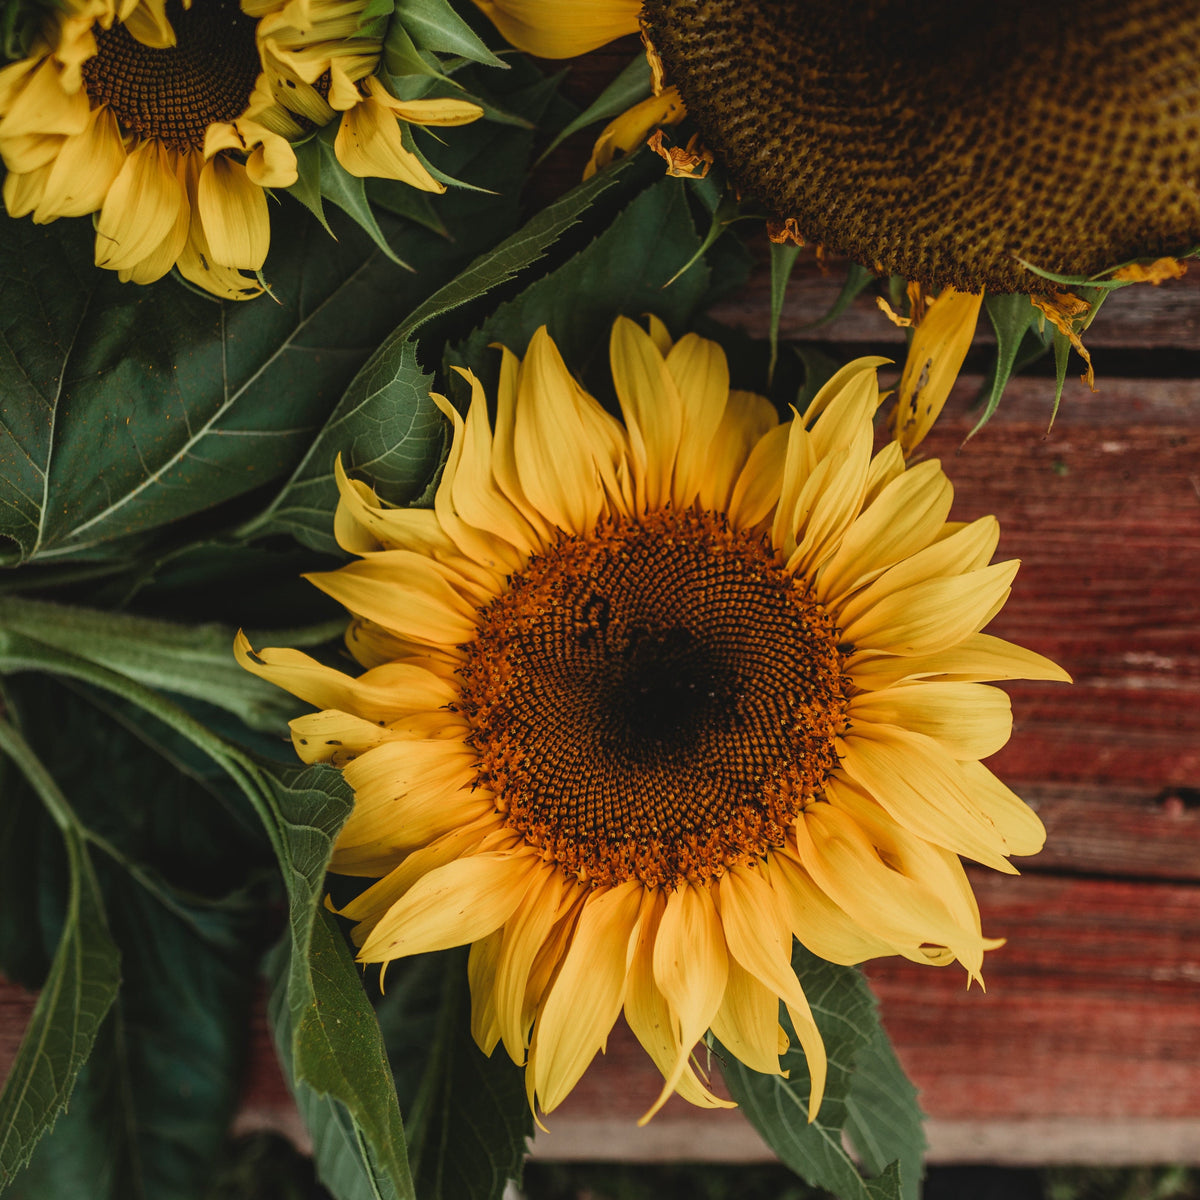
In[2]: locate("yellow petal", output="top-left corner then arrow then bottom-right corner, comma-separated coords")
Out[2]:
728,423 -> 790,530
767,852 -> 895,966
892,288 -> 983,455
624,890 -> 734,1115
468,929 -> 505,1054
718,867 -> 826,1121
197,153 -> 270,269
357,851 -> 535,962
585,86 -> 686,178
471,0 -> 641,57
493,867 -> 565,1065
610,315 -> 682,511
529,880 -> 643,1113
957,761 -> 1047,857
795,796 -> 990,977
837,724 -> 1015,870
0,57 -> 88,139
696,390 -> 779,514
304,553 -> 481,645
95,139 -> 185,272
362,76 -> 483,127
35,104 -> 126,221
847,632 -> 1072,689
512,327 -> 629,533
335,94 -> 444,190
709,953 -> 787,1077
840,559 -> 1018,657
645,883 -> 728,1119
847,682 -> 1013,761
816,458 -> 953,605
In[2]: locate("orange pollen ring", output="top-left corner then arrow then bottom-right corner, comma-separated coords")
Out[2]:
80,0 -> 261,152
455,507 -> 848,888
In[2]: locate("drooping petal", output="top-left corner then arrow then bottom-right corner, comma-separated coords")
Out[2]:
357,851 -> 536,962
645,883 -> 728,1118
718,866 -> 826,1121
528,880 -> 643,1113
892,288 -> 983,455
198,153 -> 270,269
95,139 -> 185,272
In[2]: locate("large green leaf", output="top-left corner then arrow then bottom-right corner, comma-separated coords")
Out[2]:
0,718 -> 120,1191
0,634 -> 412,1200
7,865 -> 259,1200
267,911 -> 412,1200
241,153 -> 646,553
717,944 -> 920,1200
376,950 -> 532,1200
0,597 -> 318,731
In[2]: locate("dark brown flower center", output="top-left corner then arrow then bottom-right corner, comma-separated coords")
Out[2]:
641,0 -> 1200,292
81,0 -> 261,152
457,508 -> 846,888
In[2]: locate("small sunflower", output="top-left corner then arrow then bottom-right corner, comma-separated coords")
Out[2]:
0,0 -> 483,298
475,0 -> 1200,294
237,316 -> 1067,1120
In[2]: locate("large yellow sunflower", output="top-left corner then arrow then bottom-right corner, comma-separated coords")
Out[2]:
474,0 -> 1200,294
0,0 -> 483,298
237,316 -> 1067,1121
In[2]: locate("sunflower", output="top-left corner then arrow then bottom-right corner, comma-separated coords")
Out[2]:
473,0 -> 1200,293
237,316 -> 1068,1121
0,0 -> 483,298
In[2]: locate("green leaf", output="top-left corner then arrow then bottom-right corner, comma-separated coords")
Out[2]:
449,176 -> 714,390
970,292 -> 1040,441
716,943 -> 916,1200
377,950 -> 532,1200
0,597 -> 310,731
0,719 -> 121,1191
8,865 -> 260,1200
267,911 -> 413,1200
0,634 -> 412,1200
242,153 -> 643,552
843,1023 -> 926,1200
0,201 -> 433,566
801,261 -> 877,331
394,0 -> 506,68
537,53 -> 653,162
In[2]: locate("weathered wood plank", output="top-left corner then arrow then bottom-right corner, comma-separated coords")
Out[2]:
707,247 -> 1200,351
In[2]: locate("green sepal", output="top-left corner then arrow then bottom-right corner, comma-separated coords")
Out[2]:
384,18 -> 453,80
662,179 -> 749,289
969,291 -> 1040,440
393,0 -> 506,69
288,127 -> 415,269
537,53 -> 653,163
768,240 -> 802,386
1016,245 -> 1199,290
804,261 -> 877,330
